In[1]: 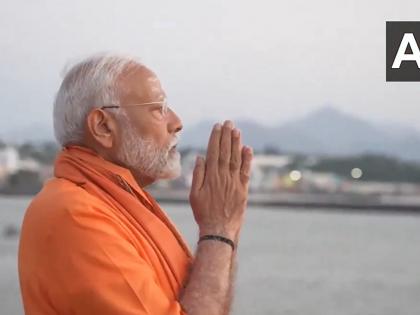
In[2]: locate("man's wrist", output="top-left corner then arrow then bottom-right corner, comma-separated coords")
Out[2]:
198,234 -> 236,251
199,227 -> 237,241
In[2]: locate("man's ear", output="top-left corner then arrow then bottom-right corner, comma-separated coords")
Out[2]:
85,109 -> 118,149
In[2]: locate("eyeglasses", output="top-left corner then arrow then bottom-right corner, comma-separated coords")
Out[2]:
100,100 -> 169,120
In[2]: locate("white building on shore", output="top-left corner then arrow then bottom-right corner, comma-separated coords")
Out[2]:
0,146 -> 19,175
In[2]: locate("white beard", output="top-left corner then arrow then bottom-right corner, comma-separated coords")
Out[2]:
115,112 -> 181,180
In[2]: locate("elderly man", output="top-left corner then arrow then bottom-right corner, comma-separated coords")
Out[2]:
18,54 -> 253,315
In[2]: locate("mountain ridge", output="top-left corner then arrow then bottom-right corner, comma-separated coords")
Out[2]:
1,106 -> 419,161
181,106 -> 420,161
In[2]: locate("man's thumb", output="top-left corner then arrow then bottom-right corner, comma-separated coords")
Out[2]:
191,156 -> 205,191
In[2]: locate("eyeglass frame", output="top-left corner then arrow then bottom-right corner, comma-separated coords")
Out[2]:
100,100 -> 170,119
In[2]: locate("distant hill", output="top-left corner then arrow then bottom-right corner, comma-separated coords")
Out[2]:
2,106 -> 420,161
181,106 -> 420,161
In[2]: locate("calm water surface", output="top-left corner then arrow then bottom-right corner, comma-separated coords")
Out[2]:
1,196 -> 419,315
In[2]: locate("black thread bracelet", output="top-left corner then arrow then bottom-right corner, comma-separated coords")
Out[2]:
198,235 -> 235,251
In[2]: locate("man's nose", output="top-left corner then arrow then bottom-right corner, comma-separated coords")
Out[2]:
168,108 -> 183,134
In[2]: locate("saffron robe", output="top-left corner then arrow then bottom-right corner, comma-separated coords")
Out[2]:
18,145 -> 193,315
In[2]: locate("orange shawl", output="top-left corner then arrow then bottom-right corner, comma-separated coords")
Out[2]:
18,145 -> 193,315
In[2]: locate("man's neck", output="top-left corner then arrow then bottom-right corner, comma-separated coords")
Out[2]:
131,170 -> 155,188
80,142 -> 156,189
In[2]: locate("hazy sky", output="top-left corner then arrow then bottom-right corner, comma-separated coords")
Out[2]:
1,0 -> 419,133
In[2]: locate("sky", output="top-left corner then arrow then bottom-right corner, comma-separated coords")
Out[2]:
0,0 -> 419,135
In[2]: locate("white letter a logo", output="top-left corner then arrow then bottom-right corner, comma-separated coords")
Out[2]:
392,33 -> 420,68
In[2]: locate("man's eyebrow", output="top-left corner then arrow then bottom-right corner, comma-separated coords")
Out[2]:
146,76 -> 159,83
155,96 -> 167,103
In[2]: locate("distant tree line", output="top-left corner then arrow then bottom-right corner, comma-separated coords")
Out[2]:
1,141 -> 420,196
18,141 -> 60,164
0,170 -> 43,195
0,141 -> 59,195
308,154 -> 420,183
257,143 -> 420,183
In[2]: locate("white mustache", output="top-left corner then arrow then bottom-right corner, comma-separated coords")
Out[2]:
168,136 -> 179,149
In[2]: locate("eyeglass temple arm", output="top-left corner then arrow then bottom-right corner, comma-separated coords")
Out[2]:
100,101 -> 166,109
100,105 -> 119,109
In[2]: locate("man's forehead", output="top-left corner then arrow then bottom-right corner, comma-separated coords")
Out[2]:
146,76 -> 165,97
119,66 -> 166,102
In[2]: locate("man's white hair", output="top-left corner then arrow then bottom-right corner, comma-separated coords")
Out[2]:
53,53 -> 143,146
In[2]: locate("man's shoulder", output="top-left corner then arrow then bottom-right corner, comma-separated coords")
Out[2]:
33,177 -> 100,207
23,177 -> 111,226
19,177 -> 130,256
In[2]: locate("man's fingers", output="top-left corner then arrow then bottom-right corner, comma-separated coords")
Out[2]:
206,123 -> 222,170
240,146 -> 253,184
191,156 -> 205,192
219,120 -> 233,169
230,128 -> 242,173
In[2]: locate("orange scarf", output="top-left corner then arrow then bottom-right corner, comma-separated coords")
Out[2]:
54,145 -> 193,299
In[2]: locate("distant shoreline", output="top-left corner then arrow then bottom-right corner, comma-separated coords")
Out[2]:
1,190 -> 419,213
148,189 -> 420,213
